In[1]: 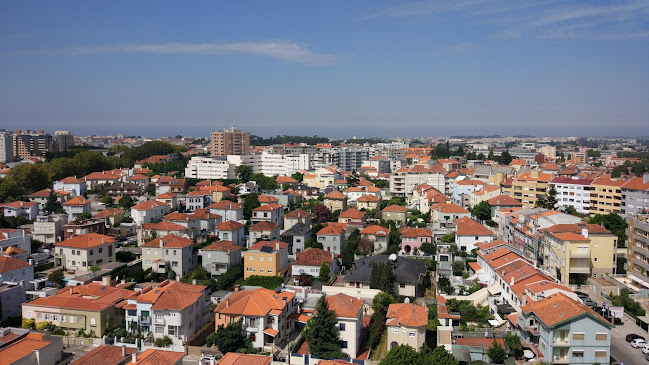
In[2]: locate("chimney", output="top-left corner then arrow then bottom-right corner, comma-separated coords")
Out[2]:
102,275 -> 112,286
176,275 -> 180,281
131,352 -> 137,363
522,293 -> 527,306
192,279 -> 197,285
510,276 -> 515,286
582,228 -> 588,239
531,170 -> 539,178
121,345 -> 126,358
159,239 -> 163,248
276,242 -> 280,251
501,270 -> 505,276
29,259 -> 34,266
70,287 -> 73,294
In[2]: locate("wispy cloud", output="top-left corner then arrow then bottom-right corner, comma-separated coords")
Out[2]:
13,41 -> 338,65
366,0 -> 649,40
440,42 -> 476,54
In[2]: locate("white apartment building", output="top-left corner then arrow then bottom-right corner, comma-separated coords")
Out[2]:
184,156 -> 234,179
549,177 -> 594,215
0,130 -> 13,163
141,234 -> 196,278
54,233 -> 115,271
227,153 -> 311,176
32,214 -> 68,244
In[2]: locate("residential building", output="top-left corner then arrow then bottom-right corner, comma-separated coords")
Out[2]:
54,233 -> 115,271
430,203 -> 470,234
454,217 -> 496,252
280,223 -> 313,256
390,164 -> 446,197
549,177 -> 594,215
343,186 -> 381,202
487,195 -> 523,216
249,221 -> 280,247
0,229 -> 31,257
31,214 -> 68,244
291,247 -> 338,279
12,129 -> 53,158
244,240 -> 290,279
502,171 -> 554,208
227,153 -> 311,176
105,182 -> 142,198
124,280 -> 210,346
184,156 -> 234,179
126,173 -> 150,189
386,303 -> 428,351
0,332 -> 63,365
131,200 -> 171,226
213,288 -> 297,351
452,179 -> 486,207
343,255 -> 428,297
2,201 -> 39,221
208,200 -> 244,222
53,176 -> 87,197
590,175 -> 627,214
338,208 -> 367,229
200,240 -> 242,278
69,345 -> 136,365
156,192 -> 178,210
0,130 -> 13,163
53,130 -> 74,152
138,221 -> 190,245
357,194 -> 381,211
251,204 -> 284,228
26,189 -> 71,210
62,196 -> 92,221
284,208 -> 312,229
360,225 -> 390,253
155,177 -> 187,195
399,227 -> 433,255
317,225 -> 345,255
210,127 -> 250,157
198,183 -> 231,203
130,349 -> 185,365
621,175 -> 649,215
517,293 -> 612,365
62,219 -> 106,240
323,190 -> 348,212
185,190 -> 212,212
22,281 -> 134,336
468,185 -> 501,209
217,220 -> 246,247
92,208 -> 125,228
326,294 -> 364,358
0,256 -> 34,319
83,170 -> 126,190
627,216 -> 649,289
381,205 -> 408,226
141,234 -> 196,278
216,353 -> 272,365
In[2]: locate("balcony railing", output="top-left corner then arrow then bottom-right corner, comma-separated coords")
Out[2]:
139,316 -> 151,324
570,251 -> 589,259
154,318 -> 165,325
553,356 -> 570,364
553,338 -> 570,347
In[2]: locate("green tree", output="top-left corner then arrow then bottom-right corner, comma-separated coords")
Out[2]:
48,269 -> 65,288
504,332 -> 523,359
167,268 -> 177,280
318,261 -> 330,281
379,345 -> 420,365
372,292 -> 396,312
235,164 -> 253,182
44,189 -> 62,213
498,150 -> 513,165
486,340 -> 507,364
304,237 -> 323,250
212,320 -> 252,353
132,267 -> 146,283
452,260 -> 465,276
100,195 -> 114,205
588,213 -> 628,247
304,295 -> 345,359
243,193 -> 260,219
440,232 -> 455,243
472,201 -> 491,221
370,262 -> 395,295
611,165 -> 628,178
118,195 -> 134,209
438,275 -> 453,294
291,172 -> 304,181
420,241 -> 436,256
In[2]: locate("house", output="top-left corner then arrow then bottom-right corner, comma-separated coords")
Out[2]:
192,208 -> 222,236
237,181 -> 260,195
22,281 -> 134,336
163,212 -> 202,239
455,217 -> 496,252
131,200 -> 171,226
386,303 -> 428,351
338,208 -> 367,229
92,208 -> 125,227
2,201 -> 39,221
0,229 -> 31,257
621,175 -> 649,215
216,353 -> 272,365
0,332 -> 63,365
141,234 -> 196,278
155,176 -> 187,195
124,280 -> 210,346
213,288 -> 297,351
317,225 -> 345,255
323,190 -> 348,212
258,195 -> 280,206
26,189 -> 71,210
138,221 -> 190,245
244,240 -> 290,279
105,182 -> 142,198
200,240 -> 242,278
517,292 -> 613,364
249,221 -> 280,247
343,186 -> 381,202
216,220 -> 246,247
284,208 -> 312,229
430,203 -> 470,234
468,185 -> 501,209
360,225 -> 390,253
62,218 -> 106,240
130,349 -> 185,365
276,175 -> 299,189
291,247 -> 338,279
54,233 -> 115,271
69,344 -> 136,365
83,170 -> 125,190
0,256 -> 34,319
326,294 -> 364,358
487,195 -> 523,216
208,200 -> 244,222
126,173 -> 150,188
343,255 -> 428,297
399,227 -> 433,255
198,184 -> 231,203
357,194 -> 381,211
156,192 -> 178,210
53,176 -> 87,196
32,214 -> 68,244
185,190 -> 212,212
62,196 -> 92,221
381,205 -> 408,226
251,204 -> 284,228
280,223 -> 313,256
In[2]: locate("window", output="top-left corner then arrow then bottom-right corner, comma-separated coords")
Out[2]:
90,317 -> 96,325
339,341 -> 348,349
172,261 -> 178,267
260,256 -> 264,261
572,351 -> 584,358
249,318 -> 256,327
268,268 -> 272,273
249,256 -> 253,260
52,315 -> 58,321
61,316 -> 66,323
268,256 -> 272,261
156,326 -> 163,334
77,317 -> 82,323
89,250 -> 94,255
146,260 -> 152,264
391,328 -> 398,333
339,323 -> 346,331
409,331 -> 416,337
595,333 -> 607,341
572,333 -> 584,341
595,350 -> 607,358
168,326 -> 176,335
45,314 -> 50,320
99,247 -> 103,253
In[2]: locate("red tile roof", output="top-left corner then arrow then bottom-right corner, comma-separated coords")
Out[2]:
431,203 -> 469,214
339,208 -> 366,219
399,227 -> 433,237
131,349 -> 184,365
217,353 -> 272,365
202,240 -> 241,253
382,204 -> 407,213
249,240 -> 288,251
26,282 -> 134,312
324,191 -> 347,200
142,234 -> 194,248
521,292 -> 612,328
0,256 -> 31,273
208,200 -> 243,210
217,220 -> 244,231
132,200 -> 170,211
0,332 -> 51,365
2,201 -> 37,209
360,225 -> 390,236
327,293 -> 363,319
214,288 -> 295,317
318,225 -> 345,235
293,248 -> 334,266
487,195 -> 522,206
285,208 -> 311,219
455,217 -> 494,236
141,221 -> 188,231
249,221 -> 279,232
386,303 -> 428,327
56,233 -> 115,249
71,345 -> 136,365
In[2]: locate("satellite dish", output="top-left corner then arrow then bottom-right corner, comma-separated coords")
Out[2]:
388,254 -> 397,262
404,297 -> 410,303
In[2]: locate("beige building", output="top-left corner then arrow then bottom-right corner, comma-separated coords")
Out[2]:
323,190 -> 348,212
210,127 -> 250,157
54,233 -> 115,271
12,129 -> 52,158
590,175 -> 627,214
386,303 -> 428,351
502,171 -> 553,208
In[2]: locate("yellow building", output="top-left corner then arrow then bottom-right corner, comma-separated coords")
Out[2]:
323,190 -> 348,212
502,171 -> 553,208
590,175 -> 627,214
543,223 -> 617,286
302,167 -> 339,189
244,240 -> 290,279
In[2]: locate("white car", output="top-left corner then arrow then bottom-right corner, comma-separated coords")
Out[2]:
632,338 -> 647,348
642,344 -> 649,354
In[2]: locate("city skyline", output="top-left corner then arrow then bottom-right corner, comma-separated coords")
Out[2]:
1,1 -> 648,137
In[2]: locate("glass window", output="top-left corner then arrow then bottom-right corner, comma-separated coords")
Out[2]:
595,333 -> 607,341
573,333 -> 584,340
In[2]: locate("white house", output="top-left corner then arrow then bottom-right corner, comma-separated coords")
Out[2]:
141,234 -> 196,278
184,190 -> 212,212
208,201 -> 244,222
291,247 -> 338,279
131,200 -> 171,226
326,294 -> 364,358
2,201 -> 39,221
216,220 -> 246,247
455,217 -> 496,252
62,196 -> 92,221
199,240 -> 242,278
53,176 -> 87,197
54,233 -> 115,271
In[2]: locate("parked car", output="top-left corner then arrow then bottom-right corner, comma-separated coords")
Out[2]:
583,299 -> 597,307
632,338 -> 647,348
645,351 -> 649,361
627,334 -> 645,342
574,290 -> 589,298
642,344 -> 649,354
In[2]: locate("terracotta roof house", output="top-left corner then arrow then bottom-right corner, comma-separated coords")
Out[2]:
141,234 -> 196,278
0,332 -> 63,365
386,303 -> 428,350
54,233 -> 116,271
70,345 -> 136,365
291,247 -> 337,280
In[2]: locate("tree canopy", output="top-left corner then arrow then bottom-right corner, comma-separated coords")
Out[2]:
379,345 -> 458,365
304,295 -> 345,359
588,213 -> 628,246
472,201 -> 492,221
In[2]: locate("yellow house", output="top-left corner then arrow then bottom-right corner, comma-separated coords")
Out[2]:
543,223 -> 617,286
502,171 -> 554,208
590,175 -> 627,214
199,184 -> 231,203
244,240 -> 290,279
323,190 -> 348,212
302,167 -> 339,189
357,194 -> 381,211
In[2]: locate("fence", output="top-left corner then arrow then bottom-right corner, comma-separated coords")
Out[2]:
62,336 -> 102,347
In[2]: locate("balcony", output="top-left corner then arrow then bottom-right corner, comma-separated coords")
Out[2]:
154,317 -> 165,325
553,338 -> 570,347
569,266 -> 590,274
519,322 -> 540,336
553,356 -> 570,364
139,316 -> 151,324
570,251 -> 589,259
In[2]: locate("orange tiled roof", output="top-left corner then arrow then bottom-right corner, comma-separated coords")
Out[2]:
214,287 -> 295,317
382,204 -> 407,213
132,200 -> 170,211
253,204 -> 282,212
339,208 -> 366,219
2,201 -> 37,209
142,221 -> 188,231
258,195 -> 280,203
131,349 -> 185,365
56,233 -> 115,249
327,293 -> 363,319
93,208 -> 125,219
550,232 -> 589,241
249,240 -> 288,251
324,191 -> 347,200
285,208 -> 311,219
202,240 -> 241,252
399,227 -> 432,237
26,282 -> 134,312
156,192 -> 177,199
357,194 -> 381,202
431,203 -> 469,214
455,217 -> 494,236
249,221 -> 279,232
387,303 -> 428,327
217,353 -> 272,365
318,225 -> 345,235
521,292 -> 612,328
71,345 -> 136,365
217,220 -> 244,231
293,248 -> 334,266
360,225 -> 390,236
0,332 -> 51,365
142,234 -> 194,248
208,200 -> 243,210
0,256 -> 31,273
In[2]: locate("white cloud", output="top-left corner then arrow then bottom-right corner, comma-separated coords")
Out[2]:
33,41 -> 338,65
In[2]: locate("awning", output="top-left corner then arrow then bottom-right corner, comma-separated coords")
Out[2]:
263,328 -> 279,337
628,274 -> 649,288
487,286 -> 501,295
123,303 -> 137,310
289,313 -> 311,323
488,318 -> 505,327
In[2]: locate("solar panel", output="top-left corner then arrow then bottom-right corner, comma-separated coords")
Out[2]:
260,246 -> 273,253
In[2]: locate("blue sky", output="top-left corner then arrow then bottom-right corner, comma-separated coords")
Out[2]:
1,1 -> 648,138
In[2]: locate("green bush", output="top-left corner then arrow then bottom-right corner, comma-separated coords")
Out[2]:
22,318 -> 35,329
155,335 -> 173,347
241,275 -> 284,289
36,321 -> 53,331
